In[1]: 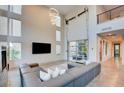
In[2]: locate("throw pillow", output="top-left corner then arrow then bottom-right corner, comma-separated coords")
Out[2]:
40,71 -> 51,81
59,69 -> 66,75
48,67 -> 60,78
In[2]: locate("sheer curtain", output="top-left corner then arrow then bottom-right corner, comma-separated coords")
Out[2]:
67,13 -> 88,41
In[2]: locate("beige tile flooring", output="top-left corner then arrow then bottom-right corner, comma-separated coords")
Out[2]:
7,57 -> 124,87
7,68 -> 21,87
87,57 -> 124,87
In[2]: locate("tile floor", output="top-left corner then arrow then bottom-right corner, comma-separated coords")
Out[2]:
7,57 -> 124,87
87,57 -> 124,87
7,68 -> 21,87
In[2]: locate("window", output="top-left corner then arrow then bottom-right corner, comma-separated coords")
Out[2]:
9,19 -> 21,37
9,43 -> 21,60
0,5 -> 22,62
55,16 -> 61,27
69,40 -> 88,62
55,15 -> 62,55
10,5 -> 22,14
69,41 -> 77,62
56,30 -> 61,54
56,45 -> 61,55
0,5 -> 8,11
0,16 -> 8,35
56,30 -> 61,41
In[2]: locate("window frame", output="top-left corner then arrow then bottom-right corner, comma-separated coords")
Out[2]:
9,42 -> 22,61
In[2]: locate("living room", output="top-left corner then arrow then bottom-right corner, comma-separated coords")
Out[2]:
0,1 -> 124,89
0,5 -> 101,87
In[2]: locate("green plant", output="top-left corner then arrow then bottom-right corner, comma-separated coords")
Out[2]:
10,49 -> 20,60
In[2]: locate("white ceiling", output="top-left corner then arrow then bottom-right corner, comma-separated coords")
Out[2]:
103,5 -> 120,10
46,5 -> 81,15
98,29 -> 124,42
46,5 -> 122,15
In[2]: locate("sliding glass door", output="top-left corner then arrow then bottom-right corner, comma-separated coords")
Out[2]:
68,39 -> 88,63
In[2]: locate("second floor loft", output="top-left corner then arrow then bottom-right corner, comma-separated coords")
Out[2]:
97,5 -> 124,24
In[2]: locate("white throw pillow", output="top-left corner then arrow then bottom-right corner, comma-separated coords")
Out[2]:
48,68 -> 53,75
85,60 -> 90,65
59,69 -> 66,75
40,71 -> 51,81
49,67 -> 59,78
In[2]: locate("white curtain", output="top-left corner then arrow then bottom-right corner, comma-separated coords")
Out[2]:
67,13 -> 88,41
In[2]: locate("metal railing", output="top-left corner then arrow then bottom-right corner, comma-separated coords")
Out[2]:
97,5 -> 124,24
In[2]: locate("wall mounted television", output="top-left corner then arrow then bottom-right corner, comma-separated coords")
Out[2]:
32,42 -> 51,54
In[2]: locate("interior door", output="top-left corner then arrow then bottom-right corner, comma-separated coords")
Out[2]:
99,40 -> 102,62
114,44 -> 120,57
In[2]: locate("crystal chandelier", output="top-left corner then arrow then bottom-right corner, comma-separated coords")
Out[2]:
49,8 -> 59,25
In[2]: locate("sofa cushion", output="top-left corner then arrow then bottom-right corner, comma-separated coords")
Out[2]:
20,66 -> 44,74
20,66 -> 32,74
23,72 -> 44,87
20,62 -> 101,87
19,64 -> 29,68
67,66 -> 87,80
59,69 -> 66,75
48,68 -> 60,78
40,73 -> 74,87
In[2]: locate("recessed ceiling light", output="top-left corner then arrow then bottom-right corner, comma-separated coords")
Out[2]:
107,33 -> 116,36
108,33 -> 112,36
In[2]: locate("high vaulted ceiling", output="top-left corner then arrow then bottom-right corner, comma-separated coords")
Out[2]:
46,5 -> 81,15
47,5 -> 122,15
103,5 -> 120,11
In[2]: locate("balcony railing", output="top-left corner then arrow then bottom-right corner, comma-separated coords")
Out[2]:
97,5 -> 124,24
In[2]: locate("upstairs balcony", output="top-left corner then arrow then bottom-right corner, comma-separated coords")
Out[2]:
96,5 -> 124,33
97,5 -> 124,24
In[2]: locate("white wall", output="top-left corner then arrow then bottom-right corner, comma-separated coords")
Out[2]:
97,17 -> 124,34
87,6 -> 97,62
17,6 -> 65,65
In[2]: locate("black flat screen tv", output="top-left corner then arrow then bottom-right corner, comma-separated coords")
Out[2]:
32,42 -> 51,54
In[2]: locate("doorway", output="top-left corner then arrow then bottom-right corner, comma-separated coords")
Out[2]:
99,40 -> 103,62
114,43 -> 120,58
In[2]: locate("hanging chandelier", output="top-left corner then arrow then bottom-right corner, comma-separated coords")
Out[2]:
49,8 -> 59,25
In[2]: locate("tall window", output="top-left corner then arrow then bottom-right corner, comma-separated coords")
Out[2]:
56,45 -> 61,55
56,30 -> 61,42
0,5 -> 22,61
0,5 -> 8,11
69,42 -> 77,62
55,16 -> 61,27
56,30 -> 61,55
69,40 -> 88,62
0,16 -> 8,35
10,5 -> 22,14
9,19 -> 21,37
9,43 -> 21,60
55,15 -> 62,55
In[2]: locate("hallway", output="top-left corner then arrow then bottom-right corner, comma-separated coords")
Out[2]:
87,57 -> 124,87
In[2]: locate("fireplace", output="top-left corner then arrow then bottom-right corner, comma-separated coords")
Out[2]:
1,46 -> 7,71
